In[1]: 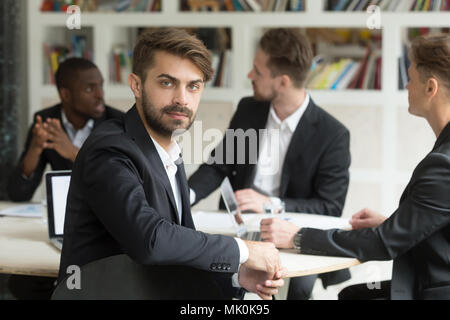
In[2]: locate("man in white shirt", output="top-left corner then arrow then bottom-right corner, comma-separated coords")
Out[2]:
58,28 -> 285,300
189,28 -> 351,299
8,57 -> 124,203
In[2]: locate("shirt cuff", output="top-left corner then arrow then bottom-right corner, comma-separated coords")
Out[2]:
270,197 -> 281,206
189,188 -> 196,205
232,271 -> 241,288
234,237 -> 249,264
21,172 -> 35,180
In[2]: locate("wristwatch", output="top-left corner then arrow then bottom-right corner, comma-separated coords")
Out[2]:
293,229 -> 302,252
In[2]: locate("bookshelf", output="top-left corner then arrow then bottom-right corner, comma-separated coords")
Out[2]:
27,0 -> 449,218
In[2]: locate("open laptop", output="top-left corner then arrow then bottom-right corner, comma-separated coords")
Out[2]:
45,170 -> 71,250
220,177 -> 261,241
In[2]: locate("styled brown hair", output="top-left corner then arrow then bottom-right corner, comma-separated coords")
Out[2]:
259,28 -> 313,88
132,28 -> 214,83
410,33 -> 450,91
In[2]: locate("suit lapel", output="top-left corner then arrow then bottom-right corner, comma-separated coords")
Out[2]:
175,160 -> 194,228
279,100 -> 318,197
124,105 -> 180,223
244,101 -> 271,187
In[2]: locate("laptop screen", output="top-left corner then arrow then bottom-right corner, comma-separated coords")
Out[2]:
45,171 -> 71,237
220,177 -> 246,237
220,177 -> 238,214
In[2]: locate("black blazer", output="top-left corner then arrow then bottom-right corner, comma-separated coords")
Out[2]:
58,106 -> 241,298
189,96 -> 351,216
300,122 -> 450,300
189,96 -> 352,287
7,103 -> 124,201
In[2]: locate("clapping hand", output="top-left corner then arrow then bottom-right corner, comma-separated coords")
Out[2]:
43,118 -> 79,162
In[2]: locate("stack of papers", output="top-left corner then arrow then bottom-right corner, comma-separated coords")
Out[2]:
0,204 -> 43,218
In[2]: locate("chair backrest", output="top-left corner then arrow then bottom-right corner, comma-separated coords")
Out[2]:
52,254 -> 227,300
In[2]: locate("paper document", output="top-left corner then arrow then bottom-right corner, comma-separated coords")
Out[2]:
0,204 -> 43,218
279,214 -> 351,230
193,211 -> 254,231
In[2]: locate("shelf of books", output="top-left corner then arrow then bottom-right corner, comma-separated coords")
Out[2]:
304,28 -> 382,91
109,27 -> 233,88
28,0 -> 450,215
325,0 -> 450,12
40,0 -> 162,13
179,0 -> 306,12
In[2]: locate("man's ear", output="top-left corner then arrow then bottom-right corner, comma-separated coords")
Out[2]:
279,75 -> 291,89
426,78 -> 439,100
59,88 -> 71,104
129,73 -> 142,99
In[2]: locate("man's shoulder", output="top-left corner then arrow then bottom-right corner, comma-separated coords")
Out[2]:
34,104 -> 61,119
104,105 -> 125,120
234,96 -> 270,120
85,117 -> 128,150
311,100 -> 349,135
237,96 -> 267,110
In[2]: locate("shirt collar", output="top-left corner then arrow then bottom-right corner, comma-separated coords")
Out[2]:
269,93 -> 310,132
150,135 -> 182,168
61,108 -> 95,132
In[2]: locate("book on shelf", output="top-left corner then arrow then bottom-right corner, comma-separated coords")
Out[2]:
40,0 -> 162,12
180,0 -> 305,11
110,45 -> 133,84
43,35 -> 93,84
326,0 -> 450,11
306,47 -> 382,90
206,49 -> 232,88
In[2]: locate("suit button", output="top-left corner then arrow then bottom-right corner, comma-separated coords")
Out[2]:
211,263 -> 217,270
226,266 -> 231,271
217,264 -> 222,270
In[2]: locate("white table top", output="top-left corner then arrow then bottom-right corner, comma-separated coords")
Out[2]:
0,202 -> 360,278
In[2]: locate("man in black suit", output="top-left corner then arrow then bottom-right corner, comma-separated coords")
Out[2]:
58,28 -> 284,300
7,58 -> 123,300
8,57 -> 124,202
188,28 -> 351,299
260,34 -> 450,300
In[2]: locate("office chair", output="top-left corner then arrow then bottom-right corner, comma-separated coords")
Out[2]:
52,254 -> 229,300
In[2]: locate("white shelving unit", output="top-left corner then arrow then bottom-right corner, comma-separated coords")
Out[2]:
27,0 -> 450,216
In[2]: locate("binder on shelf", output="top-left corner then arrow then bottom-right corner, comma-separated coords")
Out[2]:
40,0 -> 161,12
43,35 -> 92,85
326,0 -> 450,11
110,45 -> 133,84
180,0 -> 306,11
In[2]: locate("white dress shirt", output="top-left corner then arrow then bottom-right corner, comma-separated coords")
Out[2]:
150,136 -> 184,223
253,93 -> 310,201
61,109 -> 94,149
151,137 -> 248,288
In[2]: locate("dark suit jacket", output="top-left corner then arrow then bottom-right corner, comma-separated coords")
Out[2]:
7,103 -> 124,202
189,96 -> 351,216
58,105 -> 241,299
299,122 -> 450,300
189,96 -> 351,287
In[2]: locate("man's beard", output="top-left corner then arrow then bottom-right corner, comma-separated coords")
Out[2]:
141,90 -> 195,138
252,82 -> 277,102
